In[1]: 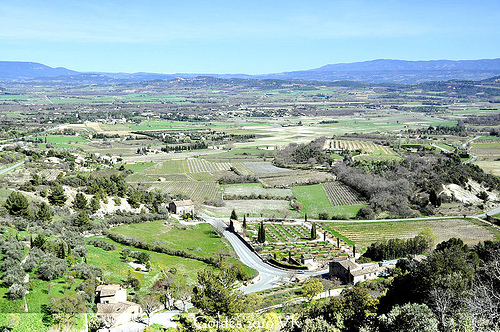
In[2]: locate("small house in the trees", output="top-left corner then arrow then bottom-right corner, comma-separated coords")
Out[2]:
169,199 -> 195,215
96,284 -> 142,327
96,284 -> 127,304
329,258 -> 382,284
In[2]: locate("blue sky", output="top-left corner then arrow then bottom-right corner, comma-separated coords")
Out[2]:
0,0 -> 498,74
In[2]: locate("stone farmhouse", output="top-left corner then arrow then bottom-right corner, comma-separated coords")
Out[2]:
169,199 -> 195,215
329,258 -> 382,284
96,284 -> 142,327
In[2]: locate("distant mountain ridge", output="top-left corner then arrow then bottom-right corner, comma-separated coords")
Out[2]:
1,58 -> 500,84
0,61 -> 77,79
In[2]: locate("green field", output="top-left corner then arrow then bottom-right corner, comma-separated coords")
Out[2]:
86,236 -> 211,288
292,184 -> 365,218
43,135 -> 89,144
108,221 -> 229,259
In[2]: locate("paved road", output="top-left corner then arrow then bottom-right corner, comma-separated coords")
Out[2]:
0,159 -> 26,175
199,213 -> 328,293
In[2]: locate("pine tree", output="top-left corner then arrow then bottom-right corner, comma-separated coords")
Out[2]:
5,191 -> 31,217
90,195 -> 100,214
36,202 -> 52,222
48,185 -> 67,206
310,223 -> 317,240
72,192 -> 88,211
74,211 -> 90,228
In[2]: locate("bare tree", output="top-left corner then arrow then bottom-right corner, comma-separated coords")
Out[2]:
141,294 -> 160,326
100,304 -> 117,331
429,287 -> 453,331
466,255 -> 500,332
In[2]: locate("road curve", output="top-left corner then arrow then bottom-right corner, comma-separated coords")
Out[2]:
199,213 -> 327,293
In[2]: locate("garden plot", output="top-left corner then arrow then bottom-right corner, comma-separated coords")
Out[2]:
320,219 -> 495,247
323,181 -> 366,206
248,222 -> 312,243
147,181 -> 221,201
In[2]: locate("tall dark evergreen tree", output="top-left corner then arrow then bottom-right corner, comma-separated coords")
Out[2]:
257,221 -> 266,243
429,189 -> 438,207
311,223 -> 317,240
242,215 -> 247,229
230,209 -> 238,220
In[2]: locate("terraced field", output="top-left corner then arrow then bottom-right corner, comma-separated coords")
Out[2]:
323,181 -> 366,206
320,219 -> 495,247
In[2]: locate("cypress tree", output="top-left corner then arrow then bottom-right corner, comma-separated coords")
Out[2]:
229,219 -> 234,232
304,213 -> 308,222
262,222 -> 266,243
310,223 -> 317,240
258,221 -> 266,243
230,209 -> 238,220
337,237 -> 340,248
242,215 -> 247,229
429,189 -> 438,207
